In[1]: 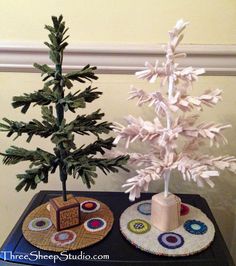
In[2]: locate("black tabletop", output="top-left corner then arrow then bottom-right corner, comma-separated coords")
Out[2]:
0,191 -> 234,266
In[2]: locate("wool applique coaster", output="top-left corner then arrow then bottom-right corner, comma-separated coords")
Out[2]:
22,197 -> 113,252
120,200 -> 215,256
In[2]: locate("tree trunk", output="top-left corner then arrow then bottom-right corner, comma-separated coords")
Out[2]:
55,63 -> 68,202
62,178 -> 67,202
164,169 -> 171,198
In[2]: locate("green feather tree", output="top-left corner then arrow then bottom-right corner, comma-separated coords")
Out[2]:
0,15 -> 129,201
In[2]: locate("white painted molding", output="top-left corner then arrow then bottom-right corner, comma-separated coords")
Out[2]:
0,42 -> 235,75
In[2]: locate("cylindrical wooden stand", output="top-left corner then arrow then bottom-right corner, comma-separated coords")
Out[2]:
151,192 -> 181,231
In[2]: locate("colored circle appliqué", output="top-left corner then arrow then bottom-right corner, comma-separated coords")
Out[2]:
158,232 -> 184,249
51,230 -> 76,246
184,220 -> 208,235
80,200 -> 100,213
127,219 -> 151,234
28,217 -> 52,231
180,204 -> 190,216
137,203 -> 151,215
84,217 -> 107,232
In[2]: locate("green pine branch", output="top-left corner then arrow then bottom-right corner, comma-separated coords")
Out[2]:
33,63 -> 55,80
67,109 -> 113,136
77,86 -> 102,103
72,137 -> 116,158
1,146 -> 59,192
1,146 -> 56,166
36,63 -> 98,91
90,156 -> 130,175
64,154 -> 129,188
69,163 -> 98,188
0,107 -> 57,142
59,86 -> 102,112
0,118 -> 55,142
64,64 -> 98,84
12,85 -> 102,114
16,165 -> 50,192
12,86 -> 57,113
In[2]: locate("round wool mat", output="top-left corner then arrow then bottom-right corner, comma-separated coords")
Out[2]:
22,197 -> 114,252
120,200 -> 215,256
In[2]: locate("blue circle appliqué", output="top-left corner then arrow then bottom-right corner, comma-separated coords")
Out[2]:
184,219 -> 208,235
137,203 -> 151,215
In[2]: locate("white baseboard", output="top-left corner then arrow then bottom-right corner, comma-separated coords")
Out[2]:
0,42 -> 235,75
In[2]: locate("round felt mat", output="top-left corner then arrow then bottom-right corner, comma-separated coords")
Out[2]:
120,200 -> 215,256
22,197 -> 114,252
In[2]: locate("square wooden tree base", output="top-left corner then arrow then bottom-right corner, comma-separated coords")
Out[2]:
151,192 -> 181,231
49,194 -> 80,231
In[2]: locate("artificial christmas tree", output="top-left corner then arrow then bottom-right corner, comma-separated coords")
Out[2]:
0,15 -> 128,238
115,19 -> 236,256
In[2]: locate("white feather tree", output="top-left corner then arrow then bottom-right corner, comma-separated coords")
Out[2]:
112,19 -> 236,201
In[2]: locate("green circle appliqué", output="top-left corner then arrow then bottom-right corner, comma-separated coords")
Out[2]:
127,219 -> 151,234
